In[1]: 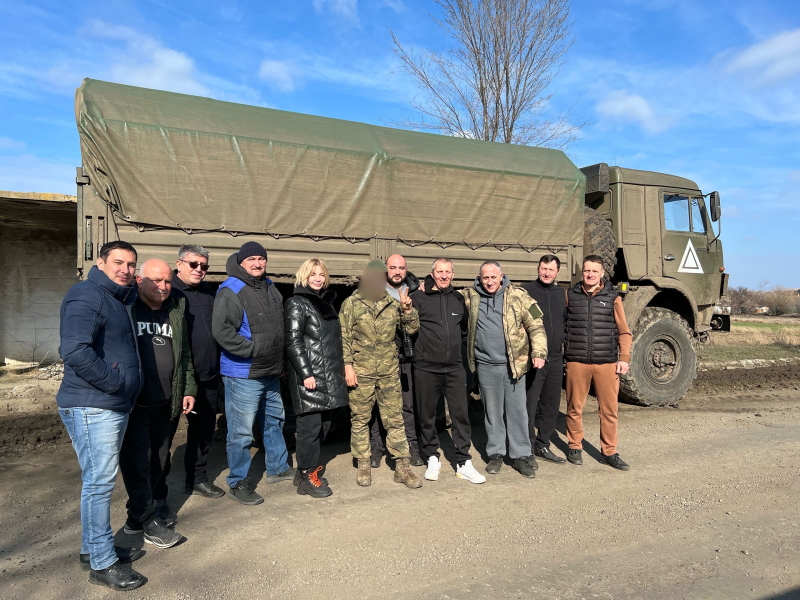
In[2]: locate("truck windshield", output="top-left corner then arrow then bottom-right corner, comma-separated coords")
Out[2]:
664,195 -> 690,232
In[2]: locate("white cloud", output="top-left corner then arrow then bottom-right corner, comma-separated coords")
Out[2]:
258,60 -> 299,93
313,0 -> 360,25
0,137 -> 26,151
85,21 -> 210,97
595,90 -> 673,134
726,28 -> 800,87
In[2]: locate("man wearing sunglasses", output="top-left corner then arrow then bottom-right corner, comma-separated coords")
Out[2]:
155,245 -> 224,502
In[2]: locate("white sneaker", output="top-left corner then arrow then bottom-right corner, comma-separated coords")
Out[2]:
424,455 -> 441,481
456,460 -> 486,484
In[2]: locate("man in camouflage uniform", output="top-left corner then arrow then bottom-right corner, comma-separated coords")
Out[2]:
462,260 -> 548,478
340,261 -> 423,489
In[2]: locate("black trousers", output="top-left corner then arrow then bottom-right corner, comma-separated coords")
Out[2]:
155,379 -> 219,499
295,409 -> 334,470
525,359 -> 564,450
369,362 -> 417,451
415,367 -> 471,465
119,403 -> 173,524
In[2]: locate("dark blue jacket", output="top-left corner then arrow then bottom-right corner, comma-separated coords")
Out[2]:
56,266 -> 143,412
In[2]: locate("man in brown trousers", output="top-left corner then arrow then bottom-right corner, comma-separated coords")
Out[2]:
564,255 -> 632,470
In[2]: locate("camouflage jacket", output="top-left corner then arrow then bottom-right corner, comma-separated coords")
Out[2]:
340,291 -> 420,379
461,280 -> 547,379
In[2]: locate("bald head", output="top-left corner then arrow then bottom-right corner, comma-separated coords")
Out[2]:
137,259 -> 173,309
386,253 -> 407,288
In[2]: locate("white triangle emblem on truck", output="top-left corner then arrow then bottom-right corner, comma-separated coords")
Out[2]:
677,240 -> 704,274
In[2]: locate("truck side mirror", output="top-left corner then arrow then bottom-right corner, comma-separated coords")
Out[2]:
710,191 -> 721,222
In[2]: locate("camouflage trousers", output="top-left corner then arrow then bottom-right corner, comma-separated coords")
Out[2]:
349,374 -> 410,460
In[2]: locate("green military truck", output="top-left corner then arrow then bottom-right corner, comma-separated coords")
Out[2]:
73,79 -> 730,406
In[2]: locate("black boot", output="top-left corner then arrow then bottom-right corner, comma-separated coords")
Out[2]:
409,441 -> 424,467
297,467 -> 333,498
89,561 -> 146,591
370,443 -> 383,469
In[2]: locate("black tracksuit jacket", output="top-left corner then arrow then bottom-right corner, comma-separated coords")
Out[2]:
410,275 -> 468,373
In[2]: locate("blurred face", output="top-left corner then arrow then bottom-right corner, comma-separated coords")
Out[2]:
538,260 -> 560,285
176,253 -> 208,286
386,254 -> 407,287
137,261 -> 172,308
308,266 -> 326,291
241,255 -> 267,278
97,249 -> 137,286
431,261 -> 454,290
360,268 -> 387,301
582,261 -> 605,289
480,264 -> 503,294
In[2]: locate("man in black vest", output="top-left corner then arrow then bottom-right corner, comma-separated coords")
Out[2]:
213,241 -> 294,506
564,255 -> 632,471
523,255 -> 568,464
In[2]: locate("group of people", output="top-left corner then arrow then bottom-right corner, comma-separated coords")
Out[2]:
57,239 -> 632,592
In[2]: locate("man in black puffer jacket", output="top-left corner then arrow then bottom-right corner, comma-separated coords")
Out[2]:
369,254 -> 423,467
522,254 -> 568,465
284,258 -> 349,498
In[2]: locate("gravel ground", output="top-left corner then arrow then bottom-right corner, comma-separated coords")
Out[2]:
0,381 -> 799,600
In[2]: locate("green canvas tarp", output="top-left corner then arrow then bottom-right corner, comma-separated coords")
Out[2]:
75,78 -> 585,248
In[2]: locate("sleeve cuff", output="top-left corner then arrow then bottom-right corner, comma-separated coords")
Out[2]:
619,354 -> 631,362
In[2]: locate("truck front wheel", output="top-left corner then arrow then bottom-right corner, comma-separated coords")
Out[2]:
619,307 -> 697,406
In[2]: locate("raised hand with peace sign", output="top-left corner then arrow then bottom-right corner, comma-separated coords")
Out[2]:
398,286 -> 413,313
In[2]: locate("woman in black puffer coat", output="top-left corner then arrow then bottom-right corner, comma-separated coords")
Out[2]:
284,258 -> 348,498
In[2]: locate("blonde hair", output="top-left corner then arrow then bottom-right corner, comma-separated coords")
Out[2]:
295,258 -> 330,288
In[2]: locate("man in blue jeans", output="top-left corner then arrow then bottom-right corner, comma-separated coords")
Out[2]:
57,240 -> 146,591
213,241 -> 294,505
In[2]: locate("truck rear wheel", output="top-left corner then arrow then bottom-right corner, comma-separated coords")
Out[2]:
583,206 -> 617,278
620,307 -> 696,406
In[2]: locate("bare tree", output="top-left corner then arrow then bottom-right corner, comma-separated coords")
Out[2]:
391,0 -> 582,148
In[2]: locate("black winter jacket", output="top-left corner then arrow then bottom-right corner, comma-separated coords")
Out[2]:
410,275 -> 468,373
565,279 -> 619,364
522,278 -> 567,362
284,286 -> 349,415
171,271 -> 219,382
391,272 -> 421,363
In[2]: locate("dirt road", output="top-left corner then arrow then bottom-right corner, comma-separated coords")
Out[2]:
1,380 -> 799,600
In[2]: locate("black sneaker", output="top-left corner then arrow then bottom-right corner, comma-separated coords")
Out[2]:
527,454 -> 539,470
80,547 -> 144,571
512,457 -> 537,478
534,446 -> 566,464
185,482 -> 225,498
123,517 -> 143,535
485,455 -> 503,474
228,479 -> 264,506
602,453 -> 630,471
567,449 -> 583,465
265,467 -> 296,484
89,561 -> 146,591
297,467 -> 333,498
143,517 -> 183,549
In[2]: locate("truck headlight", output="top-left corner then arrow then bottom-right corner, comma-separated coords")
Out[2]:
713,305 -> 731,315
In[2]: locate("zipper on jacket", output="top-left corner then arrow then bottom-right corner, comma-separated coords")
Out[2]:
587,288 -> 593,363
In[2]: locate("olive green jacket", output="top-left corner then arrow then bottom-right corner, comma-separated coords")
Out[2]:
339,291 -> 420,379
461,282 -> 548,380
131,295 -> 198,418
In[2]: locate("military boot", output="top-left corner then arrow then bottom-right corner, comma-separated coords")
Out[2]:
394,458 -> 423,489
357,459 -> 372,487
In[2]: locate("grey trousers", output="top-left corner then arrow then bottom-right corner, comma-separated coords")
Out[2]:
477,363 -> 531,459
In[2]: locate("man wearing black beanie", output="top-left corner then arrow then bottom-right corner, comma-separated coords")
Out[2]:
212,241 -> 294,505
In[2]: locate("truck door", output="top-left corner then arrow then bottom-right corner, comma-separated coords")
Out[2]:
661,192 -> 715,304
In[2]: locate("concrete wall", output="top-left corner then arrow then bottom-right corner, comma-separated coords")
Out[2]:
0,195 -> 77,365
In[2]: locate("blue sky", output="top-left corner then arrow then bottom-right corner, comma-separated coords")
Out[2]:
1,0 -> 798,288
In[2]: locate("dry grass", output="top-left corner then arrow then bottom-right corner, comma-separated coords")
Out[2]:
700,317 -> 800,363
